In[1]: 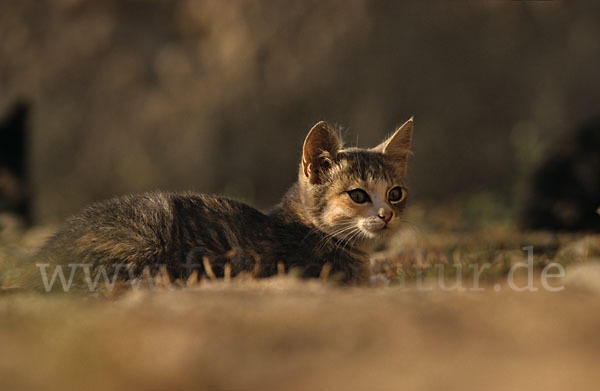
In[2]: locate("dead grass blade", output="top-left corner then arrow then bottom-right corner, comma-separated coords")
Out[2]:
160,266 -> 172,288
249,250 -> 261,278
224,263 -> 231,282
277,262 -> 285,276
203,257 -> 216,281
186,270 -> 199,287
319,263 -> 332,281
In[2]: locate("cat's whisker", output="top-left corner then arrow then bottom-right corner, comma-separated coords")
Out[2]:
312,222 -> 356,253
326,224 -> 359,251
334,226 -> 362,254
347,229 -> 365,248
38,118 -> 413,286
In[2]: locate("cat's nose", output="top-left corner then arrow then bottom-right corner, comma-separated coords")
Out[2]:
377,208 -> 393,224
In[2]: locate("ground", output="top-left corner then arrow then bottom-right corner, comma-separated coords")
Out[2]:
1,206 -> 599,390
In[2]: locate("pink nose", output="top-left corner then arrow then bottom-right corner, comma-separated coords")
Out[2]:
378,209 -> 393,224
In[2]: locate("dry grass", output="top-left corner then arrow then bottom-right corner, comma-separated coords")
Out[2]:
1,209 -> 600,390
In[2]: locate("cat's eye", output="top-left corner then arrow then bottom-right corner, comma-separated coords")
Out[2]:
388,186 -> 406,203
347,189 -> 370,204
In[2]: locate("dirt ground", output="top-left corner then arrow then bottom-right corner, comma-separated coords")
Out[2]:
1,210 -> 600,390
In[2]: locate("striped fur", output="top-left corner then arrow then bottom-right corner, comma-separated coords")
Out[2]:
39,119 -> 413,284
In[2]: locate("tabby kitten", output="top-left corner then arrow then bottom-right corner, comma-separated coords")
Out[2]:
39,118 -> 413,284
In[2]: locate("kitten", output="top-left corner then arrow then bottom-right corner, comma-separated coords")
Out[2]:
38,118 -> 413,284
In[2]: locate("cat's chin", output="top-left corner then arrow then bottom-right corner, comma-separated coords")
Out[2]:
354,235 -> 386,252
358,219 -> 389,238
360,228 -> 381,239
355,226 -> 392,250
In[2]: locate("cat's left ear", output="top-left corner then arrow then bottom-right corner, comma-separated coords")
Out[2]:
302,121 -> 342,184
372,117 -> 413,166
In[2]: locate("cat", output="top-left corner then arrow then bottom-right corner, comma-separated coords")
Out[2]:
38,118 -> 413,286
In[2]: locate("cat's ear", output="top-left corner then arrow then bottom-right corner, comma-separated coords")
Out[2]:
373,117 -> 413,161
302,121 -> 342,184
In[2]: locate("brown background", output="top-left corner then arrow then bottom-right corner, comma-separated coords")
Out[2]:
1,0 -> 599,223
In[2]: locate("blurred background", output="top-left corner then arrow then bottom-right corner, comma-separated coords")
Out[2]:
0,0 -> 599,227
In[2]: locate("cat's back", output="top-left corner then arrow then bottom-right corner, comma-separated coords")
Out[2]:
39,191 -> 270,267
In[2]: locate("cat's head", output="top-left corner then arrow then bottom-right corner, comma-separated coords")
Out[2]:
298,118 -> 413,252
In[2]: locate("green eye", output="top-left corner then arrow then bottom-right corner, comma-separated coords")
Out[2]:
388,186 -> 406,203
347,189 -> 370,204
